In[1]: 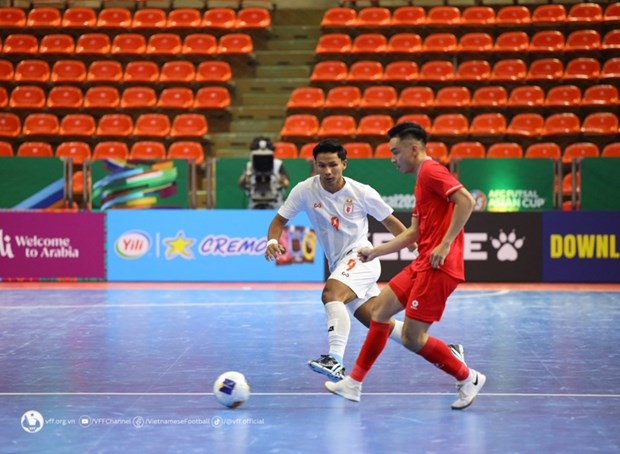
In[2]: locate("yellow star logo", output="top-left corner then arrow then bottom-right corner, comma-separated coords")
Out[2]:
163,231 -> 195,259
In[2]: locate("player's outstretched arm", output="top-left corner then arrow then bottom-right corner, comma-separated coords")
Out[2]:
265,214 -> 289,261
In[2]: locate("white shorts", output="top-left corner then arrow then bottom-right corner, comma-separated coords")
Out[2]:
328,249 -> 381,313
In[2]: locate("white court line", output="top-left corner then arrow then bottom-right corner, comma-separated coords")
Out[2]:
0,290 -> 510,311
0,392 -> 618,398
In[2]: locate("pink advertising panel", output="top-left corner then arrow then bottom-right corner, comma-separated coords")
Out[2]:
0,212 -> 105,280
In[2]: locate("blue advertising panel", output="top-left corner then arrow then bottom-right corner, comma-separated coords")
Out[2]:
543,212 -> 620,283
106,210 -> 325,282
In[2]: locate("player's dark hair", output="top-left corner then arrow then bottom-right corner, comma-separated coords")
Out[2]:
313,139 -> 347,161
387,122 -> 428,145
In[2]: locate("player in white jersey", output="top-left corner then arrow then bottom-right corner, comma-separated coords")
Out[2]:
264,139 -> 409,381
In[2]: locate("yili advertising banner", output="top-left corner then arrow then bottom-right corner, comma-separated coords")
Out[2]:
0,211 -> 106,280
106,210 -> 325,282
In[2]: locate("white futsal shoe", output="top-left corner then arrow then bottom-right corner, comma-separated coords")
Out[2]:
324,376 -> 362,402
451,369 -> 486,410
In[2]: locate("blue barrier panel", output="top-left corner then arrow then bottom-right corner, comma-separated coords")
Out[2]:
107,210 -> 325,282
543,211 -> 620,283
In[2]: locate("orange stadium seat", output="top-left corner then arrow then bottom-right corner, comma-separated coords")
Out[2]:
60,114 -> 96,137
196,61 -> 231,83
280,115 -> 319,139
147,33 -> 183,55
202,8 -> 236,29
2,34 -> 38,55
111,33 -> 147,55
87,60 -> 123,83
0,141 -> 13,156
602,143 -> 620,158
0,113 -> 21,138
320,8 -> 356,28
458,32 -> 493,53
342,142 -> 373,159
27,7 -> 61,27
167,8 -> 201,29
217,33 -> 253,54
418,60 -> 455,82
39,34 -> 75,55
565,29 -> 601,53
0,8 -> 26,27
545,85 -> 582,107
124,61 -> 160,83
160,61 -> 196,83
581,112 -> 619,135
0,87 -> 7,109
131,8 -> 167,29
324,86 -> 361,110
351,33 -> 388,54
356,114 -> 394,138
462,6 -> 495,25
526,58 -> 564,81
287,87 -> 325,110
168,141 -> 205,164
236,8 -> 272,30
383,61 -> 419,82
426,6 -> 461,26
472,86 -> 508,107
14,60 -> 50,83
273,142 -> 298,159
93,141 -> 129,160
75,33 -> 111,55
562,57 -> 600,81
84,86 -> 120,109
396,114 -> 431,131
603,30 -> 620,50
96,113 -> 134,137
496,6 -> 531,25
506,113 -> 545,137
386,33 -> 422,55
62,7 -> 96,28
317,115 -> 356,138
22,113 -> 60,136
310,61 -> 348,83
0,60 -> 15,82
357,7 -> 391,28
47,85 -> 83,110
494,31 -> 530,54
391,6 -> 425,27
563,142 -> 600,163
360,86 -> 397,109
525,142 -> 561,159
397,86 -> 435,109
129,141 -> 167,160
423,33 -> 457,53
316,33 -> 352,55
568,3 -> 603,23
299,142 -> 318,159
51,60 -> 87,83
542,113 -> 581,137
600,58 -> 620,80
9,85 -> 46,109
529,30 -> 565,53
455,60 -> 491,81
435,86 -> 471,108
470,113 -> 507,136
17,142 -> 53,157
604,4 -> 620,23
374,142 -> 391,158
508,85 -> 545,107
120,86 -> 158,109
426,142 -> 449,164
193,86 -> 231,109
450,141 -> 485,161
133,113 -> 171,138
182,34 -> 218,56
532,4 -> 567,24
581,84 -> 618,106
348,60 -> 383,82
97,8 -> 132,29
170,114 -> 208,138
487,142 -> 523,158
56,141 -> 91,165
431,114 -> 469,137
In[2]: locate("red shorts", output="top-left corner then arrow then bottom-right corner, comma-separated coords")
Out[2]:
388,264 -> 461,323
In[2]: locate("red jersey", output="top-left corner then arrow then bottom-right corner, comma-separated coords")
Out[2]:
412,158 -> 465,281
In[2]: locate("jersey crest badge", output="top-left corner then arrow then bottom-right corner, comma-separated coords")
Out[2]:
344,198 -> 354,215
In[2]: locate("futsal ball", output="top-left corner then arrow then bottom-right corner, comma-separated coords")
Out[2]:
213,371 -> 251,408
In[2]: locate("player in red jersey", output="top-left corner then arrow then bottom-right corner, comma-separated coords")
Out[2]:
325,122 -> 486,410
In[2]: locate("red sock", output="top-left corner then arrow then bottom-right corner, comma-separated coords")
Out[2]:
350,321 -> 391,382
417,337 -> 469,381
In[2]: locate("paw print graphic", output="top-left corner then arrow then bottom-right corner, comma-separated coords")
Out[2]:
490,229 -> 525,262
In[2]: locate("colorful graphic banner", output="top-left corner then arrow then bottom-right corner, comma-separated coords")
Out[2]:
91,159 -> 190,210
106,210 -> 325,282
543,211 -> 620,283
0,157 -> 66,209
459,159 -> 555,212
0,212 -> 106,280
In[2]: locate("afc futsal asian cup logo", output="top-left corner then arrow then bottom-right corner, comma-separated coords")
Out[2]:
21,411 -> 44,433
470,190 -> 487,212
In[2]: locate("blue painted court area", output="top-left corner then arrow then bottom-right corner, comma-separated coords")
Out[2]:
0,284 -> 619,453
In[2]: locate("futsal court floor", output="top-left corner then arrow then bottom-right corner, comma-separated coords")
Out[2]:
0,282 -> 619,453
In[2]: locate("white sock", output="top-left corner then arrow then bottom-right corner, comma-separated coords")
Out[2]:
389,319 -> 403,344
325,301 -> 350,363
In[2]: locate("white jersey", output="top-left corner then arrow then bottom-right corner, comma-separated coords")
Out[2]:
278,175 -> 393,272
